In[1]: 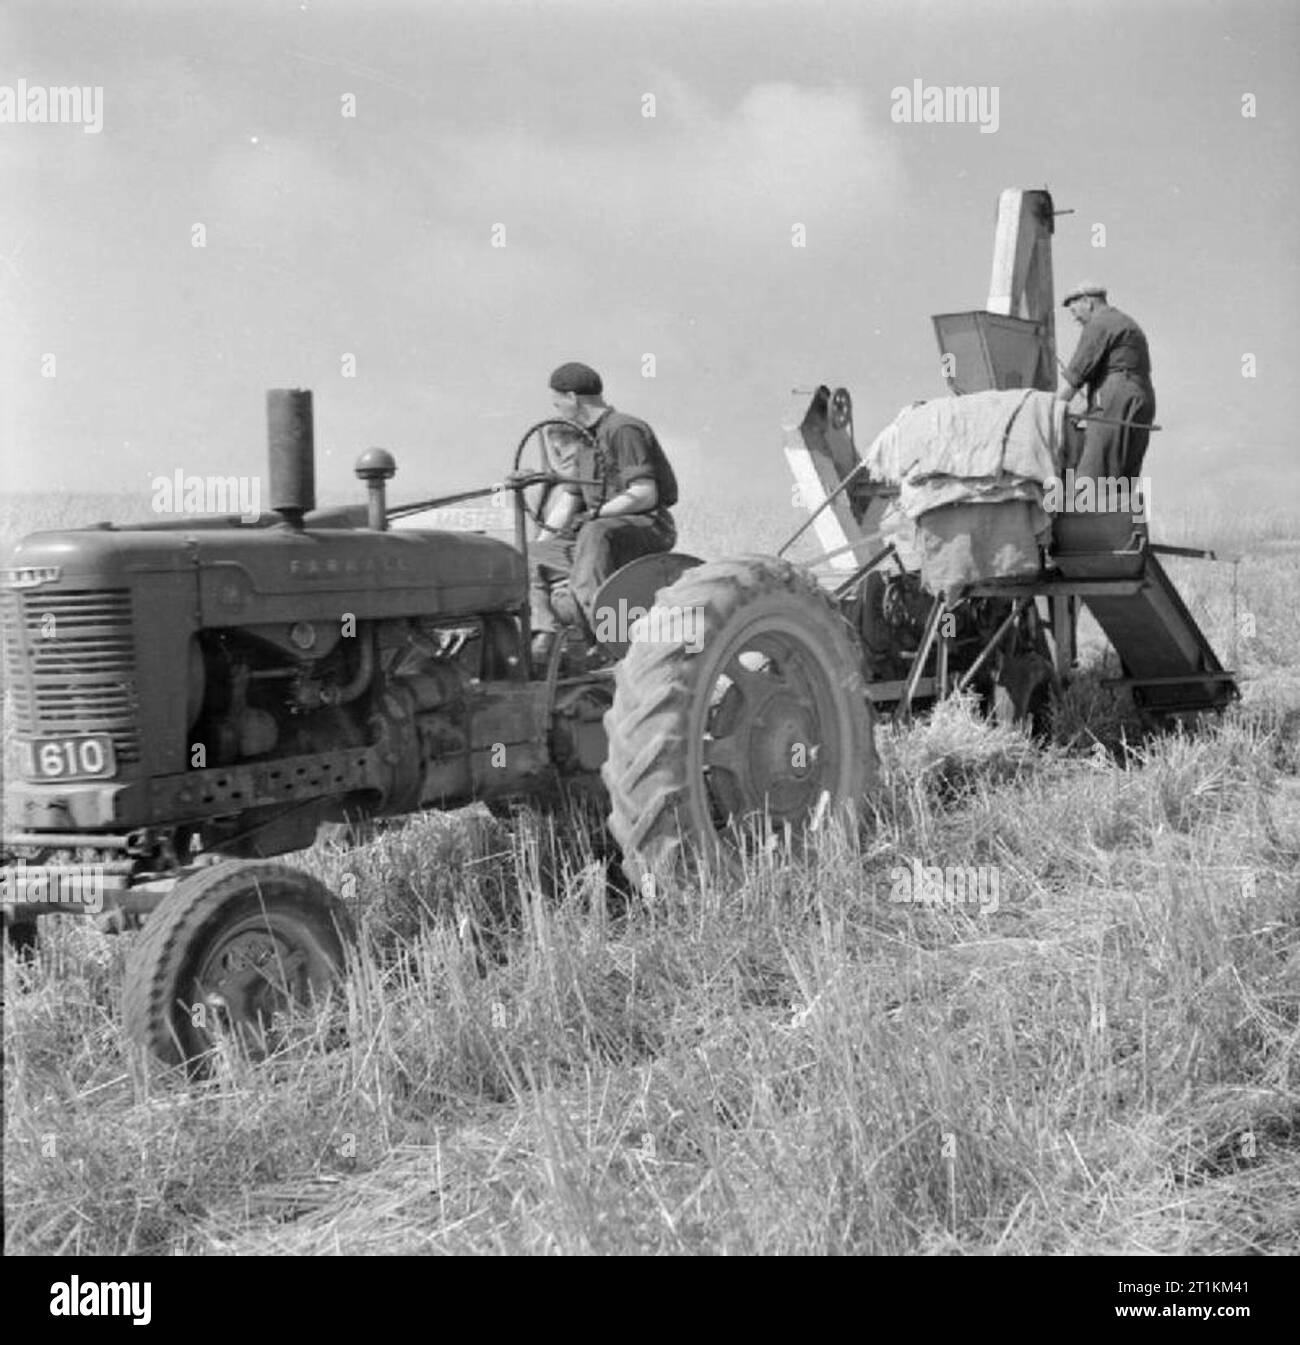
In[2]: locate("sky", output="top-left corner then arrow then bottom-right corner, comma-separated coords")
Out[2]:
2,0 -> 1297,522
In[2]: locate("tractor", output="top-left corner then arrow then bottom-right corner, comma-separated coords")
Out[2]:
1,391 -> 876,1068
1,186 -> 1236,1071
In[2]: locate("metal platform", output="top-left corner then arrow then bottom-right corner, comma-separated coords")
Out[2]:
1052,518 -> 1236,714
967,513 -> 1238,715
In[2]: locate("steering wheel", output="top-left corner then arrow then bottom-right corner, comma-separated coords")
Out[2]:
511,418 -> 597,528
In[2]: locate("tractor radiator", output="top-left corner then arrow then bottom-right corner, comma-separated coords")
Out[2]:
1,588 -> 142,764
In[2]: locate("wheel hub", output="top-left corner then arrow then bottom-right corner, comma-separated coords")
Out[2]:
196,926 -> 310,1043
703,643 -> 833,825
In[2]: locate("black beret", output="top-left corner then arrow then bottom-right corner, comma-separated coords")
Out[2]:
549,361 -> 603,395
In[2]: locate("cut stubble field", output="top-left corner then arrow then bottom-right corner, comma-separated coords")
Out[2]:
3,491 -> 1298,1254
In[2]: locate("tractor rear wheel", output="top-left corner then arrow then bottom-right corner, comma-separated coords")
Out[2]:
602,555 -> 878,889
123,861 -> 350,1073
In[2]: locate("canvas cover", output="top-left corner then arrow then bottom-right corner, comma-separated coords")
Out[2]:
863,390 -> 1066,596
913,500 -> 1046,599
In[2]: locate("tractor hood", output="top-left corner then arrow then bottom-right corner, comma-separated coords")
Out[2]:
4,522 -> 527,625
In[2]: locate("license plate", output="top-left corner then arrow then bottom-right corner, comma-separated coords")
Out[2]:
22,736 -> 117,781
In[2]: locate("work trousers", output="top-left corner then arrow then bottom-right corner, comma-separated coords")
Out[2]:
1077,371 -> 1157,481
529,511 -> 677,637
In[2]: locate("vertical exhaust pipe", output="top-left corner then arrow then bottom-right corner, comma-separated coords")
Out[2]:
267,389 -> 316,529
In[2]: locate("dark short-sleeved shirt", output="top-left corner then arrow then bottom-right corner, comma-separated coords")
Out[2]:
568,410 -> 679,514
1063,305 -> 1153,395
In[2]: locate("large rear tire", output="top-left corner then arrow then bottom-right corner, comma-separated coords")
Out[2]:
123,861 -> 350,1073
602,556 -> 878,889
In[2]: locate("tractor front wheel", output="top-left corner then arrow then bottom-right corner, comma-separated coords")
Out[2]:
123,861 -> 351,1073
602,555 -> 878,889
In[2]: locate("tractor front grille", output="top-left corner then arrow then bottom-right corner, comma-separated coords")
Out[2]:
1,588 -> 142,764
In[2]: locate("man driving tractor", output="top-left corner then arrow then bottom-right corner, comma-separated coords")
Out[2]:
513,361 -> 679,672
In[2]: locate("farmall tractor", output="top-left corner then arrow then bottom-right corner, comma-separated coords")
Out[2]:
1,188 -> 1235,1071
1,392 -> 876,1068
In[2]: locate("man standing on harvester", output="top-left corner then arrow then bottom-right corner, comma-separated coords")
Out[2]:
515,361 -> 678,672
1055,282 -> 1157,485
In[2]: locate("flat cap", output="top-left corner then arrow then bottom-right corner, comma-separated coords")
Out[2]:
549,361 -> 603,395
1062,280 -> 1107,306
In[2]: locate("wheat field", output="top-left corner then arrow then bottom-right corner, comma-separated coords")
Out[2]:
2,491 -> 1297,1255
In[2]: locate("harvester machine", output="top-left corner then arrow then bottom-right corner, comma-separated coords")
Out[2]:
784,187 -> 1239,725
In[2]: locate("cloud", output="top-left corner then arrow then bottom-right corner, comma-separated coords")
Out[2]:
423,80 -> 903,258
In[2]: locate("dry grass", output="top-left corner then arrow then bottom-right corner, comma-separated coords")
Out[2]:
6,701 -> 1298,1255
3,493 -> 1298,1255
